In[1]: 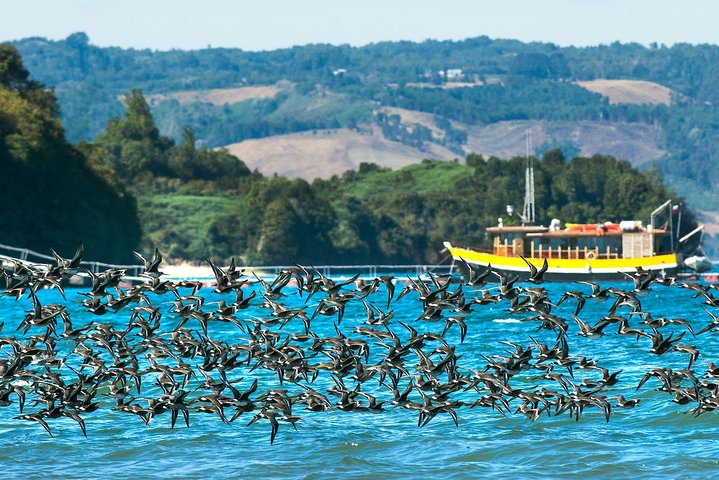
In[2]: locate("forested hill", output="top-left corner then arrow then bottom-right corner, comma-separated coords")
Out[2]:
0,43 -> 704,264
85,86 -> 700,264
0,44 -> 140,263
9,33 -> 719,215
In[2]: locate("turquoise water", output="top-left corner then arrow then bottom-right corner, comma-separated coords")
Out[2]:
0,277 -> 717,479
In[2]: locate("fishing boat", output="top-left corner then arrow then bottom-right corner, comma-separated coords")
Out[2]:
443,136 -> 701,281
444,218 -> 680,281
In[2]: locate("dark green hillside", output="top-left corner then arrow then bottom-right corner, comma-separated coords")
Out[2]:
0,44 -> 140,263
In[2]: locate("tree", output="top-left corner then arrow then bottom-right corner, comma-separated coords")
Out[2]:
510,52 -> 553,78
167,128 -> 196,180
65,32 -> 90,50
257,198 -> 300,264
121,89 -> 165,143
93,89 -> 174,179
0,43 -> 30,89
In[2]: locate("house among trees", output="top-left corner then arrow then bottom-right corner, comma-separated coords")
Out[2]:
443,69 -> 464,81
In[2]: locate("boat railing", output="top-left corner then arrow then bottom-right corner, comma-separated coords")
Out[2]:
528,244 -> 620,260
491,244 -> 677,261
490,244 -> 622,260
531,249 -> 621,260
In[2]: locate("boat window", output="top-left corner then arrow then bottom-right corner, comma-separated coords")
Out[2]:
599,236 -> 621,256
498,232 -> 527,244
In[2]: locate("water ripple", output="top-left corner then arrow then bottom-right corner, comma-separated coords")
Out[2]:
0,282 -> 716,478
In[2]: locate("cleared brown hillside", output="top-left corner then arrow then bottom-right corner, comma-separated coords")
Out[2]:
223,128 -> 458,180
376,108 -> 664,166
146,85 -> 281,106
463,120 -> 665,166
576,79 -> 672,105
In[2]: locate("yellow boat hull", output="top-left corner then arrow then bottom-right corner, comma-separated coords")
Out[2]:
445,243 -> 679,281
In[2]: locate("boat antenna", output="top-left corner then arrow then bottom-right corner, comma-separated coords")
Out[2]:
522,130 -> 535,225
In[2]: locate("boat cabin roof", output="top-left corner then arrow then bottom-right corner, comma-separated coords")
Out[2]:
486,225 -> 669,238
526,229 -> 668,238
486,226 -> 548,234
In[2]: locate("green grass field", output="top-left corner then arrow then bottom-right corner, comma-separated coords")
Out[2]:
137,194 -> 242,260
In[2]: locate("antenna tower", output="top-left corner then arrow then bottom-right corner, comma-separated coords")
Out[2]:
522,130 -> 535,225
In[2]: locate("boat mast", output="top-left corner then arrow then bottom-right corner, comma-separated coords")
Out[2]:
522,130 -> 535,225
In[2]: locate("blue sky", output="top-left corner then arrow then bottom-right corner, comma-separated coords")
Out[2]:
3,0 -> 715,50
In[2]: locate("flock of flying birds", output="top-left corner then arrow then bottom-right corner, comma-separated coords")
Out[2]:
0,243 -> 719,444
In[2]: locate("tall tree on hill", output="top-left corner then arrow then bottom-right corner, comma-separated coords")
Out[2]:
93,89 -> 174,179
0,43 -> 32,89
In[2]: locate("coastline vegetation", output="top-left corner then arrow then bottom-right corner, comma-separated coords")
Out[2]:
0,43 -> 699,265
89,85 -> 697,265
